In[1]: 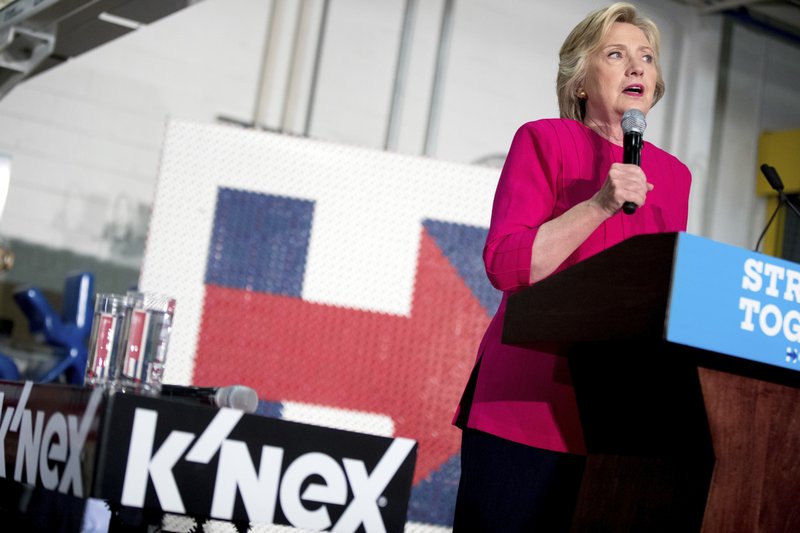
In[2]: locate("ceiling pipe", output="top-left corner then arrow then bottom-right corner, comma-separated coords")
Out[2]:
423,0 -> 455,157
384,0 -> 417,151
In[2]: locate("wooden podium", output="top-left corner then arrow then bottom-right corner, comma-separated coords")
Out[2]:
503,232 -> 800,533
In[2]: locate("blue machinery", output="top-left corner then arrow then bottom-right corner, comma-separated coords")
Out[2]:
0,271 -> 93,384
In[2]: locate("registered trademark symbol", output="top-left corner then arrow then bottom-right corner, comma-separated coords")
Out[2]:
378,496 -> 388,507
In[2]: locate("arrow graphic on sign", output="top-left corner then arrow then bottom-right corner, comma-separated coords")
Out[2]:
194,225 -> 491,485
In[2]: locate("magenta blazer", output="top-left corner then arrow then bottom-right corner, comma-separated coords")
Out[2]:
454,119 -> 691,454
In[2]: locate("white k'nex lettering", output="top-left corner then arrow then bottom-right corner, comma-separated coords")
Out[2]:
0,382 -> 103,497
120,407 -> 415,532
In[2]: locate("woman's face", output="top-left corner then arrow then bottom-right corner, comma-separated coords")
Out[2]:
582,22 -> 657,125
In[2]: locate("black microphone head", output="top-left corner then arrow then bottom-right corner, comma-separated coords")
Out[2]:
760,164 -> 784,192
621,109 -> 647,135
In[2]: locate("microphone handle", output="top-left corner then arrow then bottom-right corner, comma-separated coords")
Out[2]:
622,201 -> 638,215
160,384 -> 223,407
622,132 -> 643,215
160,384 -> 260,412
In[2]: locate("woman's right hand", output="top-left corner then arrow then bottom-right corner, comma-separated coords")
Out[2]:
591,163 -> 654,215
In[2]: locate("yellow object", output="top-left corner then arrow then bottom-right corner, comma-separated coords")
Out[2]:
757,129 -> 800,257
760,196 -> 785,257
756,129 -> 800,196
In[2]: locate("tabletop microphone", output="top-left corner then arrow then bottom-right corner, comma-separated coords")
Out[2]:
761,163 -> 785,192
160,384 -> 260,413
621,108 -> 647,215
753,164 -> 800,252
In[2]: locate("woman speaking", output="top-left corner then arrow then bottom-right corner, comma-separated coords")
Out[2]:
452,3 -> 691,531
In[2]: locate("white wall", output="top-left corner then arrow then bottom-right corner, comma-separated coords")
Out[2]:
0,0 -> 270,266
706,22 -> 800,250
0,0 -> 797,273
306,0 -> 712,161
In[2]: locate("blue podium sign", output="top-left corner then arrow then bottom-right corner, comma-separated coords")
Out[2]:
667,233 -> 800,372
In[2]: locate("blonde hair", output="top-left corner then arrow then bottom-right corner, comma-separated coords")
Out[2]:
557,2 -> 665,121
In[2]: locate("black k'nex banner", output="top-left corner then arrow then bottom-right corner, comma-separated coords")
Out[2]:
97,393 -> 417,532
0,381 -> 103,498
0,382 -> 417,532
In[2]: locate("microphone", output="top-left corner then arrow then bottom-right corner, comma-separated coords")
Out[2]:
621,109 -> 646,215
754,164 -> 800,252
761,163 -> 784,192
160,384 -> 260,413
